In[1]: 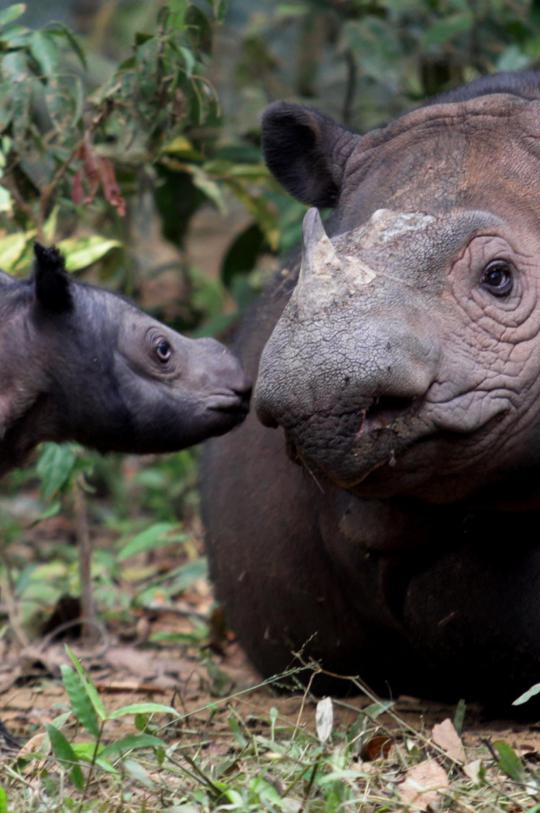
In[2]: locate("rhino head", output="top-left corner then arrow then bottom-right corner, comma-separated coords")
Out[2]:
255,89 -> 540,504
0,245 -> 250,474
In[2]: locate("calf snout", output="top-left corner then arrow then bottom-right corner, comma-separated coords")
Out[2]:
189,337 -> 252,414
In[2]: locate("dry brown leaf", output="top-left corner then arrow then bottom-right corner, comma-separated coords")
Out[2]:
361,734 -> 393,761
398,758 -> 449,811
432,718 -> 466,763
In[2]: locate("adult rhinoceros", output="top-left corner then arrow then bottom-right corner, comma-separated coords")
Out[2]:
202,71 -> 540,708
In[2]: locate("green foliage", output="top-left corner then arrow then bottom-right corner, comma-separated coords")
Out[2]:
2,2 -> 540,811
513,681 -> 540,706
492,740 -> 524,782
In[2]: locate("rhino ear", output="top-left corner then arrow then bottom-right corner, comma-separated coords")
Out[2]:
33,242 -> 73,313
261,102 -> 359,207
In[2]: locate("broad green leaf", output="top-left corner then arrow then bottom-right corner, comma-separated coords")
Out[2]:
36,443 -> 77,499
46,724 -> 85,790
421,12 -> 473,48
58,236 -> 121,271
496,45 -> 530,72
493,740 -> 523,781
0,4 -> 26,29
43,205 -> 59,243
71,743 -> 117,773
29,501 -> 61,527
189,165 -> 227,214
0,186 -> 11,214
123,758 -> 154,788
161,135 -> 199,158
101,733 -> 165,760
109,702 -> 180,720
47,22 -> 87,68
0,786 -> 7,813
179,45 -> 195,77
30,30 -> 59,77
0,232 -> 30,273
61,664 -> 100,737
66,645 -> 108,721
513,682 -> 540,706
275,4 -> 308,19
168,0 -> 187,29
118,522 -> 185,560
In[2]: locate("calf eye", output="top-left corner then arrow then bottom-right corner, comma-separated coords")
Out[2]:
155,338 -> 172,363
481,260 -> 514,297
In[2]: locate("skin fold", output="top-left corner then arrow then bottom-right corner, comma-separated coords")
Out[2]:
202,71 -> 540,711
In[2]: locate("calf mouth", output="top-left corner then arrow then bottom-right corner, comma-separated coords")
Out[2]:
205,387 -> 252,421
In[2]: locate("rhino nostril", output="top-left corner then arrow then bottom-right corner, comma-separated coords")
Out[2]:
361,395 -> 416,434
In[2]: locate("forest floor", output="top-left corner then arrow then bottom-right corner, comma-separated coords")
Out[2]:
1,468 -> 540,811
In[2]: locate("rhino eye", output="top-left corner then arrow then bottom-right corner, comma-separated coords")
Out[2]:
155,338 -> 172,363
481,260 -> 514,297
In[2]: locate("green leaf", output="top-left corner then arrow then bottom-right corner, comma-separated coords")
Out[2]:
58,236 -> 121,271
513,682 -> 540,706
0,4 -> 26,29
46,724 -> 85,790
36,443 -> 77,499
61,664 -> 100,737
122,758 -> 154,788
189,165 -> 227,214
101,733 -> 165,760
453,698 -> 466,734
65,645 -> 108,721
179,45 -> 195,77
47,22 -> 87,69
421,12 -> 473,48
168,0 -> 187,29
109,702 -> 180,720
30,30 -> 59,77
493,740 -> 524,781
118,522 -> 185,560
0,232 -> 31,273
0,786 -> 7,813
71,743 -> 117,774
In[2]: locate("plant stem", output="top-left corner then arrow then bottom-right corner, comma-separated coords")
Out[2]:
74,476 -> 98,647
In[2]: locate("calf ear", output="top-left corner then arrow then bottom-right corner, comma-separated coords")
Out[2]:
33,243 -> 73,313
261,102 -> 359,207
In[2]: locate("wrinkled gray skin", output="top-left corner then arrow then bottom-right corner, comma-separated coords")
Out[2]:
0,244 -> 250,477
202,71 -> 540,711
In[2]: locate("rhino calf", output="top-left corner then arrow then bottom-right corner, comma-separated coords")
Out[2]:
0,243 -> 250,477
202,70 -> 540,711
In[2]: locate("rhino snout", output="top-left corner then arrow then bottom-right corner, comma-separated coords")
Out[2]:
188,337 -> 252,415
254,305 -> 441,488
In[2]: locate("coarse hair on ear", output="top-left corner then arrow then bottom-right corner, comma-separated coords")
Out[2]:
33,242 -> 73,313
261,102 -> 359,208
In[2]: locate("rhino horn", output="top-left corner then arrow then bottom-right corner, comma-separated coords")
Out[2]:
300,208 -> 341,281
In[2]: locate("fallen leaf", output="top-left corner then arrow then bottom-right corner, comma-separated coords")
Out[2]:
398,758 -> 449,811
316,697 -> 333,744
361,734 -> 393,761
463,759 -> 482,783
432,718 -> 466,763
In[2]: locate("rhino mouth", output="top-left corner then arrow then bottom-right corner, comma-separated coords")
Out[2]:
283,391 -> 510,496
282,395 -> 428,482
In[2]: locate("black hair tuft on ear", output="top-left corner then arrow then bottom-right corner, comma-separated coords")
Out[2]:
33,242 -> 73,313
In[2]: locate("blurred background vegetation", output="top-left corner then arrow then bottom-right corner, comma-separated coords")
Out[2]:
1,0 -> 539,641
